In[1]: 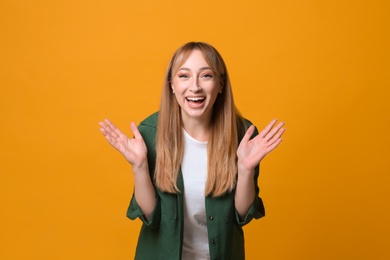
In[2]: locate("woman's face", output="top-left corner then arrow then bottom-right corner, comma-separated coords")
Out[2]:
171,50 -> 222,124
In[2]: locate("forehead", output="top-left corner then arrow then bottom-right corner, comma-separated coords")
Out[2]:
174,50 -> 209,70
172,49 -> 216,74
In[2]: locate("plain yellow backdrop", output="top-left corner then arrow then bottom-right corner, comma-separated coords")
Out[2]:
1,0 -> 389,259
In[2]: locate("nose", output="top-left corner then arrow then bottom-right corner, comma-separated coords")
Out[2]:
189,77 -> 201,92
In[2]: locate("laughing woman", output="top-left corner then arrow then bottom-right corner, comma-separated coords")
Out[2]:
99,42 -> 285,260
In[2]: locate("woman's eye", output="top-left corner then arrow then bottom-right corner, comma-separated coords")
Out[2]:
202,74 -> 213,78
178,74 -> 188,78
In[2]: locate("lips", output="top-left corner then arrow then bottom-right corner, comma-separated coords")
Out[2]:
186,96 -> 205,108
186,97 -> 205,102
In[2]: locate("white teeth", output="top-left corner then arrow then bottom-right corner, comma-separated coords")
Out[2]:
187,97 -> 205,101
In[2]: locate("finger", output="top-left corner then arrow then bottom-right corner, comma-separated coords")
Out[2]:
259,119 -> 278,137
99,121 -> 117,139
99,121 -> 106,132
130,122 -> 143,140
99,121 -> 124,150
104,119 -> 118,132
99,122 -> 112,137
266,138 -> 283,153
265,121 -> 285,141
99,121 -> 109,131
267,127 -> 286,145
104,119 -> 123,138
99,126 -> 107,136
241,125 -> 255,144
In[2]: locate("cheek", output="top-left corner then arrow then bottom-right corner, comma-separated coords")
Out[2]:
208,83 -> 221,96
172,80 -> 186,93
172,91 -> 184,105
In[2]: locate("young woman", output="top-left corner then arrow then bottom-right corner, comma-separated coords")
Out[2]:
99,42 -> 285,260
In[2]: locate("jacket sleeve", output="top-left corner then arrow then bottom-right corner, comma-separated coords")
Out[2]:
127,193 -> 161,228
235,124 -> 266,226
126,113 -> 161,228
235,164 -> 265,226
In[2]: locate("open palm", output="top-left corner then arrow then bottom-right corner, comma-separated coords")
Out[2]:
99,119 -> 147,168
237,119 -> 285,171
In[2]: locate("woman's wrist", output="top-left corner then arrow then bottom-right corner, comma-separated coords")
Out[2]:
237,160 -> 255,176
131,160 -> 149,175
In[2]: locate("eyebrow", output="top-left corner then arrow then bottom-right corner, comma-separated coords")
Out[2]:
178,66 -> 213,72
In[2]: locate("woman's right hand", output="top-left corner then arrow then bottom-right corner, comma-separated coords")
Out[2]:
99,119 -> 148,169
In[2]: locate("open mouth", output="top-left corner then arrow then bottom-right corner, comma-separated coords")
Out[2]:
186,97 -> 205,102
186,97 -> 205,108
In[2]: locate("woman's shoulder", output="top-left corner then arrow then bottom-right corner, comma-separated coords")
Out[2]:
238,117 -> 258,140
243,118 -> 254,128
138,112 -> 159,148
140,111 -> 159,128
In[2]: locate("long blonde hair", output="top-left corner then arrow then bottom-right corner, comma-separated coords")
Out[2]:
155,42 -> 246,197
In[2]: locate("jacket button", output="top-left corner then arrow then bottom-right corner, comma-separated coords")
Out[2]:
211,239 -> 215,244
209,215 -> 214,220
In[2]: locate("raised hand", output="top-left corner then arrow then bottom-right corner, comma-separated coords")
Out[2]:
99,119 -> 148,168
237,119 -> 285,172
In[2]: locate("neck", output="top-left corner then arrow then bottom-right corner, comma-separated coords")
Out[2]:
181,116 -> 212,142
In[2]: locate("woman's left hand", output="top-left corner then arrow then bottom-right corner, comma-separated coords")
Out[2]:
237,119 -> 286,172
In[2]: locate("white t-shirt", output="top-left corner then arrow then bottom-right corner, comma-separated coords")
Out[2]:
181,129 -> 210,260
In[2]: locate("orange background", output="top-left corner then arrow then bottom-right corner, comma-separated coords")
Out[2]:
1,0 -> 389,259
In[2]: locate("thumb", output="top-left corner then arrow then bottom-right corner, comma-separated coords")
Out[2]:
130,122 -> 143,140
241,125 -> 255,144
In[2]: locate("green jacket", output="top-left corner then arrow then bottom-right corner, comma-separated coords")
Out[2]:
127,112 -> 265,260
